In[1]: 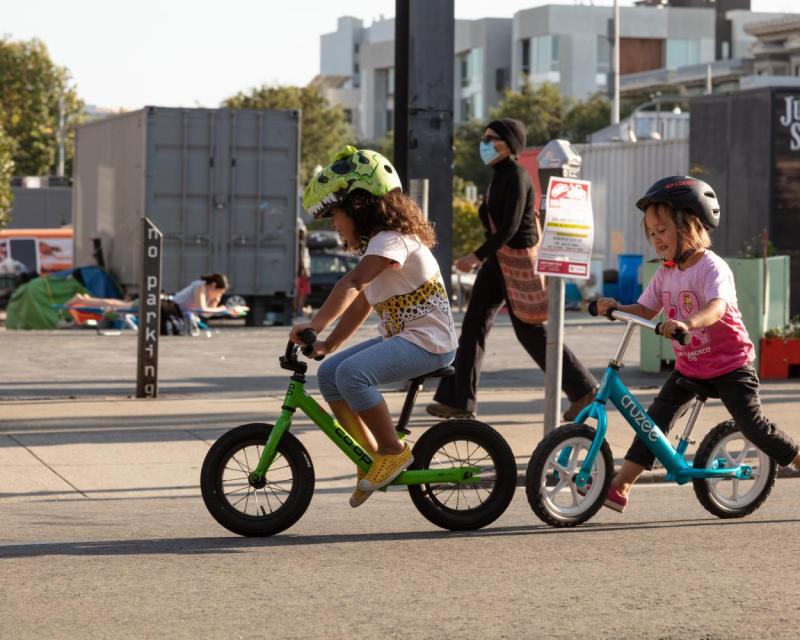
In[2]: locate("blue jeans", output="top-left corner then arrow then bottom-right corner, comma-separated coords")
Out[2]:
317,336 -> 456,412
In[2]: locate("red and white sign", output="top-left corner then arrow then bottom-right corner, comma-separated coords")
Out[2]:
535,177 -> 594,279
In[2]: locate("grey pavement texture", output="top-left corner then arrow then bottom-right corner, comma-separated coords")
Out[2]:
1,312 -> 800,638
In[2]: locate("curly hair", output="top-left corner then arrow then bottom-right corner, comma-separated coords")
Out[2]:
344,189 -> 437,249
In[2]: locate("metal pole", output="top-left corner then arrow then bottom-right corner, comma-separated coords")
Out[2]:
408,178 -> 429,219
136,218 -> 163,398
705,64 -> 713,95
611,0 -> 620,126
543,277 -> 565,435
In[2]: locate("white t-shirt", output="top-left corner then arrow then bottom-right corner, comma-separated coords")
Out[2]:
173,280 -> 204,314
363,231 -> 458,355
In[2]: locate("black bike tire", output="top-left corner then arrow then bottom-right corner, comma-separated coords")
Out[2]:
525,423 -> 614,528
201,423 -> 315,536
407,419 -> 517,531
692,419 -> 777,519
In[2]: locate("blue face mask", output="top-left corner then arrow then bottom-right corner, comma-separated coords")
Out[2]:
480,141 -> 500,165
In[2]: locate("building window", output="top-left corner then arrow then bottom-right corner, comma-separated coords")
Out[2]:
460,96 -> 474,121
343,109 -> 353,124
459,52 -> 470,88
666,38 -> 700,69
387,67 -> 395,97
597,36 -> 610,73
496,67 -> 509,92
531,35 -> 559,74
386,109 -> 394,132
521,39 -> 531,76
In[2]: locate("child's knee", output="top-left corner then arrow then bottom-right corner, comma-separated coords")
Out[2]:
335,361 -> 368,396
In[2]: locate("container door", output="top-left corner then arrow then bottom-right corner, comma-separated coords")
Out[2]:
146,108 -> 229,294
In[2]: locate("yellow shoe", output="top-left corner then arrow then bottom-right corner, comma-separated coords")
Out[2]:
358,444 -> 413,492
349,468 -> 373,508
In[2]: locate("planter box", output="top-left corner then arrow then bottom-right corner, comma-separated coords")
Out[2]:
640,256 -> 791,373
760,337 -> 800,379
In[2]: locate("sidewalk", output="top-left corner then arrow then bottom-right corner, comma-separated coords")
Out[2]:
2,319 -> 798,502
2,379 -> 799,503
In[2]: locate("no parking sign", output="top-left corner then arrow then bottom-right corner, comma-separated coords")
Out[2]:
535,177 -> 594,279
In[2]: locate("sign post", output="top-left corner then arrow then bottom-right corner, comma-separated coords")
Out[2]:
136,218 -> 163,398
536,176 -> 594,434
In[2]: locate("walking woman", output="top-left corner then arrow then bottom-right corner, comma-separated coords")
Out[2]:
426,118 -> 598,421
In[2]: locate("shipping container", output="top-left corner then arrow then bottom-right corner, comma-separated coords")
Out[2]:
573,139 -> 690,269
73,106 -> 301,324
691,86 -> 800,316
7,184 -> 72,229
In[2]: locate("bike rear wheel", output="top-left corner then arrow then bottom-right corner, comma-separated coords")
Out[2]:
201,423 -> 315,536
407,420 -> 517,531
692,419 -> 777,519
526,424 -> 613,527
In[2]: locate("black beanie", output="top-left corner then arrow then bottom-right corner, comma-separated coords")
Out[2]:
486,118 -> 526,155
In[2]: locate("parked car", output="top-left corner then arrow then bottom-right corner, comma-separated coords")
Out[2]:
308,245 -> 475,310
308,250 -> 359,308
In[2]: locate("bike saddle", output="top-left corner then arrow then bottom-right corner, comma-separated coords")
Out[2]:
675,376 -> 719,400
409,366 -> 455,385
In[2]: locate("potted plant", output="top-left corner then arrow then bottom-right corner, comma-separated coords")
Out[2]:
761,316 -> 800,379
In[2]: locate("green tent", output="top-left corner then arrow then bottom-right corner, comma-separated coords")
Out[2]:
6,276 -> 88,330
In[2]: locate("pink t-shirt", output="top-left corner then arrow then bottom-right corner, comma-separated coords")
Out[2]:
638,250 -> 754,379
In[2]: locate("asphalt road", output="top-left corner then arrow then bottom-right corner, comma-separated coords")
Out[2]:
2,480 -> 799,639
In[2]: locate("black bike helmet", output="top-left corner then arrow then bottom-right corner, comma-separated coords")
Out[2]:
635,176 -> 720,230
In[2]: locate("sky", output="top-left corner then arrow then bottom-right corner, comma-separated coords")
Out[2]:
3,0 -> 797,110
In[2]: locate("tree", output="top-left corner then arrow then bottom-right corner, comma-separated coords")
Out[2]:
564,93 -> 611,143
451,196 -> 485,260
0,37 -> 82,177
222,84 -> 351,185
453,119 -> 489,194
0,125 -> 13,228
490,83 -> 567,147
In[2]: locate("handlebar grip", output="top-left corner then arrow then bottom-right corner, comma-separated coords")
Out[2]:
655,323 -> 692,346
673,329 -> 691,346
588,300 -> 616,320
298,328 -> 324,361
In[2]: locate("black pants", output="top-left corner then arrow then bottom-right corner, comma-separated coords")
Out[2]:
626,366 -> 800,469
434,257 -> 597,413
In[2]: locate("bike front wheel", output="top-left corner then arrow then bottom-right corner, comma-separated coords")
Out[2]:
200,423 -> 315,536
526,423 -> 613,527
407,420 -> 517,531
692,419 -> 777,519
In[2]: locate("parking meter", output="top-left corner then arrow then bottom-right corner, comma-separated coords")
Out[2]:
537,139 -> 582,217
537,140 -> 583,435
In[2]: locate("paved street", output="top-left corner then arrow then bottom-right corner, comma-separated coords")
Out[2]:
2,314 -> 799,638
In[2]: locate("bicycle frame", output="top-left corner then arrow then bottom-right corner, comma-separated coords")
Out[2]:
569,312 -> 752,487
249,377 -> 481,487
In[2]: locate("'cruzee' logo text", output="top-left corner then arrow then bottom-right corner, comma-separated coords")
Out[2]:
620,394 -> 659,442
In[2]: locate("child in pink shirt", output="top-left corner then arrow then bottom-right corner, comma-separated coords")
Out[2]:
596,176 -> 800,512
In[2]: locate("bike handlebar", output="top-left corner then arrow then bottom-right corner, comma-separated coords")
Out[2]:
283,328 -> 325,366
588,301 -> 691,346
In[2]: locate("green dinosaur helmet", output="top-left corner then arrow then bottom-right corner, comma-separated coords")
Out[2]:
303,145 -> 403,219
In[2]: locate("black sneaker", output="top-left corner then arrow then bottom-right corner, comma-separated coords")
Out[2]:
425,402 -> 476,420
563,387 -> 599,422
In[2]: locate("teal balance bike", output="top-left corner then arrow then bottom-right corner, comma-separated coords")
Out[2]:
201,329 -> 517,536
525,303 -> 777,527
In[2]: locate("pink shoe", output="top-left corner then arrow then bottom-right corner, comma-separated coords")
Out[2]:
604,486 -> 628,513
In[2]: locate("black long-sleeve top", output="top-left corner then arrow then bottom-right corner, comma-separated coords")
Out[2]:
474,157 -> 538,261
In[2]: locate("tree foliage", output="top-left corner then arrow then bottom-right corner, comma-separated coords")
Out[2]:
453,84 -> 614,193
451,196 -> 485,259
0,37 -> 82,176
222,84 -> 351,185
0,125 -> 14,228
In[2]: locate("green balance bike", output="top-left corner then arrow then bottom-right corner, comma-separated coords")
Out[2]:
201,329 -> 517,536
525,302 -> 777,527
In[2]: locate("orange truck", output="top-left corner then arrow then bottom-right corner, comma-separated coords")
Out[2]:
0,227 -> 73,275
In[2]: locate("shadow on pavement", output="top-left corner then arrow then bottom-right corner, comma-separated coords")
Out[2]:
3,516 -> 800,559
